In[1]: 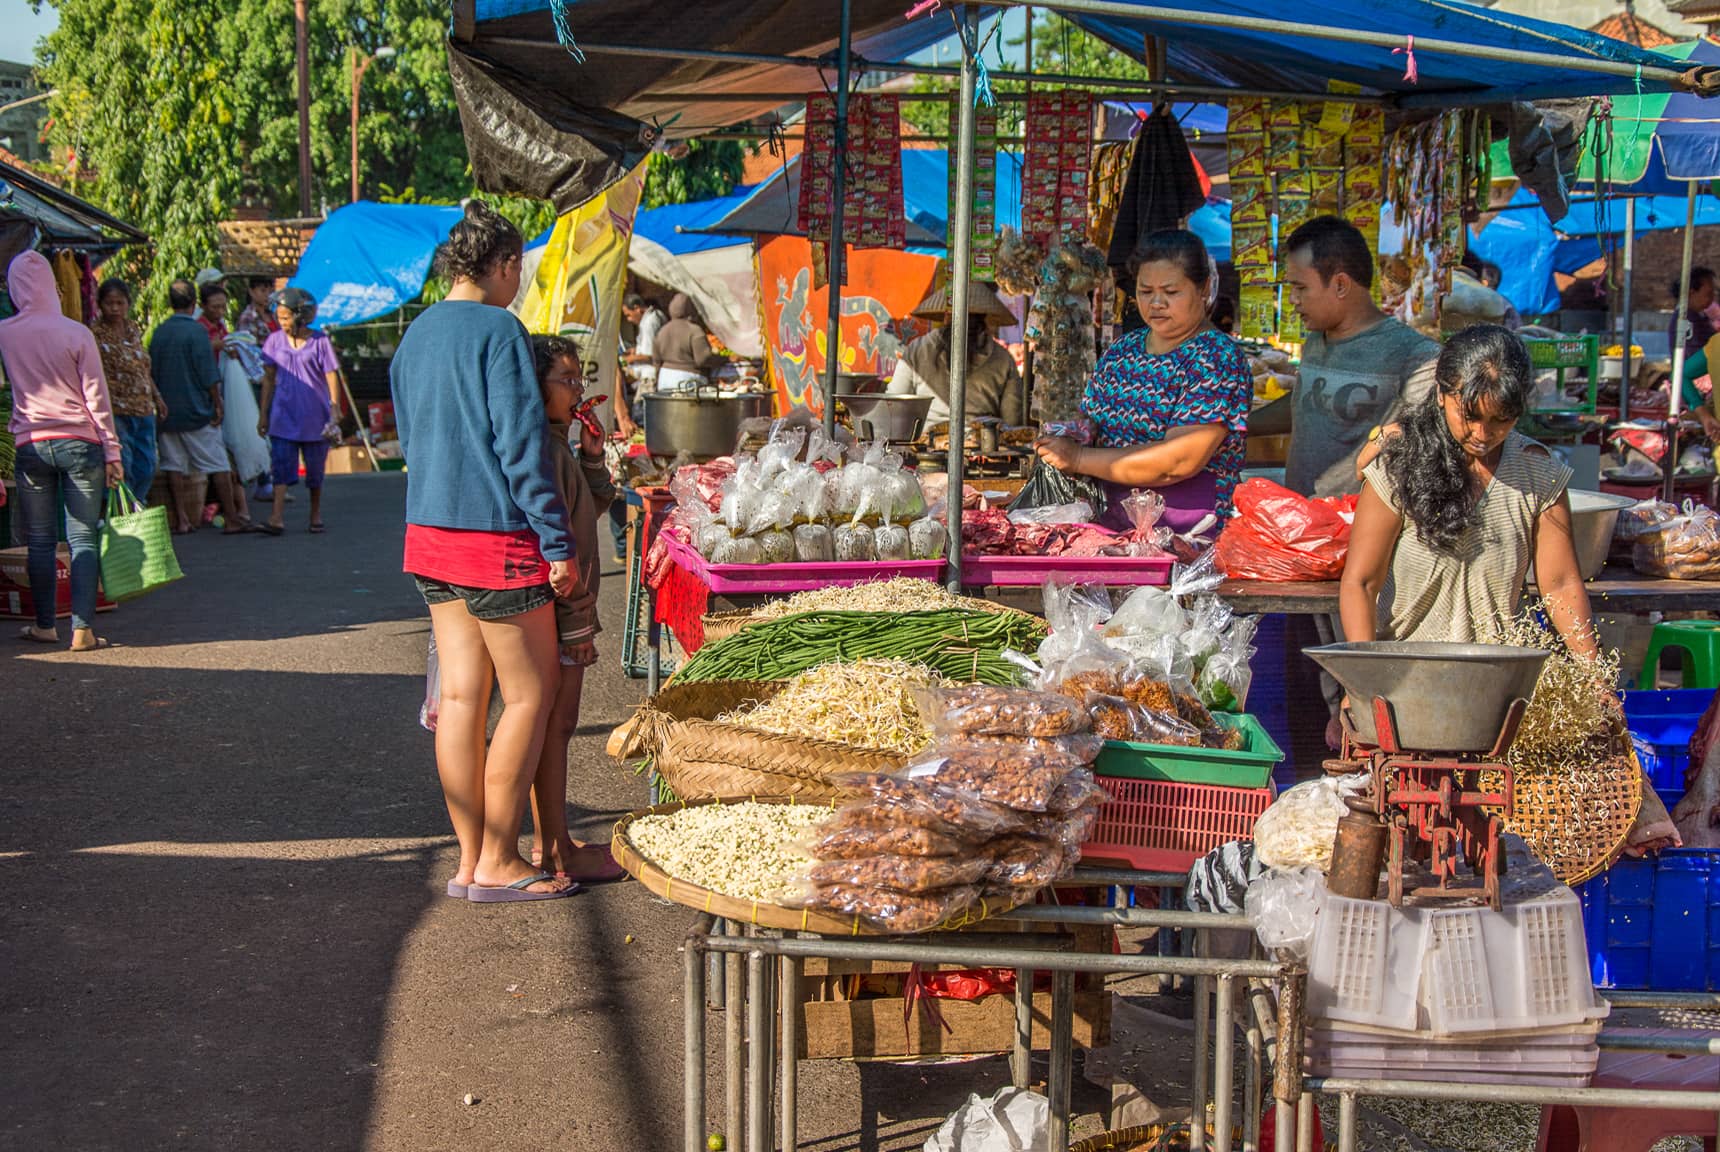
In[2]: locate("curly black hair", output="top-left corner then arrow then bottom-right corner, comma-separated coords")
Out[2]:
435,200 -> 524,283
529,334 -> 583,388
1380,324 -> 1531,554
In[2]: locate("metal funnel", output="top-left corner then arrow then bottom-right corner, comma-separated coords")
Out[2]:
1304,641 -> 1550,753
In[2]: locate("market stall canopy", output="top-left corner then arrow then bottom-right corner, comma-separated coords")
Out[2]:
451,0 -> 1715,208
289,201 -> 464,328
0,157 -> 147,255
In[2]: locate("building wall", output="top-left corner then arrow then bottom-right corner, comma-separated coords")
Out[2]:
0,59 -> 48,165
1479,0 -> 1701,38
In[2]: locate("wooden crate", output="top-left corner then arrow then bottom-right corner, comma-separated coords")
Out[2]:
799,989 -> 1110,1060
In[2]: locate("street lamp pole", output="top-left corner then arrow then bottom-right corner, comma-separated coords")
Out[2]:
295,0 -> 312,217
350,45 -> 395,204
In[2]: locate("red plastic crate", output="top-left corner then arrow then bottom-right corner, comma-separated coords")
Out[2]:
1080,776 -> 1275,873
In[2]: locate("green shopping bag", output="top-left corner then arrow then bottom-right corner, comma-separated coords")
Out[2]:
99,482 -> 184,601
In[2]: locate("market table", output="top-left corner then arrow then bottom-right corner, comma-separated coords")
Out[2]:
1214,570 -> 1720,616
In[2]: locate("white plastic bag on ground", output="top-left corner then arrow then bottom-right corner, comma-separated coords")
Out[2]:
1246,867 -> 1325,960
924,1087 -> 1050,1152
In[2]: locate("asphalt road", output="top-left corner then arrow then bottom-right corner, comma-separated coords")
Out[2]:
0,474 -> 1111,1152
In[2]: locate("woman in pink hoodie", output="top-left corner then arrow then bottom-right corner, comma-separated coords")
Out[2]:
0,250 -> 124,651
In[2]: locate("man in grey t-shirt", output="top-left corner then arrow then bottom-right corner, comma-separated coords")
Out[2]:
1282,216 -> 1438,500
1282,217 -> 1439,744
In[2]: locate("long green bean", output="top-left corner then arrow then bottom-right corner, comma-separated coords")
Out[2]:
674,609 -> 1044,685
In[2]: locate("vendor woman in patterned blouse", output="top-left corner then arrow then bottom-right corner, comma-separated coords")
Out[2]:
1034,230 -> 1252,532
1341,324 -> 1596,655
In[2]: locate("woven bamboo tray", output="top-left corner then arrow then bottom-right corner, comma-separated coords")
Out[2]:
611,796 -> 1027,935
1486,719 -> 1644,886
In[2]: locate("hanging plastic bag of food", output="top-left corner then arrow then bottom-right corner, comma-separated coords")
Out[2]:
1006,456 -> 1108,519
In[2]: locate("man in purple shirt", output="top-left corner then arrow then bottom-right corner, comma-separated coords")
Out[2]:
256,287 -> 341,534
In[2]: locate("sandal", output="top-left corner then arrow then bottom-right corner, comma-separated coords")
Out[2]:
18,625 -> 58,644
467,872 -> 578,903
257,523 -> 285,537
69,636 -> 111,652
308,522 -> 326,534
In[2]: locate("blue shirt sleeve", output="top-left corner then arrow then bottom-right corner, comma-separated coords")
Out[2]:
486,330 -> 573,562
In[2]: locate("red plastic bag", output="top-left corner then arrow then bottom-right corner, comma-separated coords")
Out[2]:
1213,478 -> 1355,583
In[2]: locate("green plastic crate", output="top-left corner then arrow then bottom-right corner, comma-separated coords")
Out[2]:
1092,712 -> 1284,788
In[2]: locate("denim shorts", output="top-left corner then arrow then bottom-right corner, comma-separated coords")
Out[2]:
414,576 -> 553,620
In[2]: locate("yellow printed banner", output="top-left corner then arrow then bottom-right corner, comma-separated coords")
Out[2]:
517,161 -> 648,400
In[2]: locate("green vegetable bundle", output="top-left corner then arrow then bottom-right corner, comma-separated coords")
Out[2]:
674,609 -> 1045,686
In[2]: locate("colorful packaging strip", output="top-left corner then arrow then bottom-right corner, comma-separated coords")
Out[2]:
799,93 -> 906,248
949,103 -> 1000,279
1023,91 -> 1094,245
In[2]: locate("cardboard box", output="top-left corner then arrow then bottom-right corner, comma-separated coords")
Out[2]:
324,445 -> 376,475
799,989 -> 1110,1060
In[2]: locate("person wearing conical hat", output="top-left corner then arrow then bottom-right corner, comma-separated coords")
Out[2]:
886,280 -> 1024,426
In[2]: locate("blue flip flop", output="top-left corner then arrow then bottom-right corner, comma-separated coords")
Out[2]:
446,879 -> 469,900
467,872 -> 579,903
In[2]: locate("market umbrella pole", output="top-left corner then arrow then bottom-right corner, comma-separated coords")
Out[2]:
945,4 -> 980,593
1621,208 -> 1635,423
1667,181 -> 1697,503
820,0 -> 853,441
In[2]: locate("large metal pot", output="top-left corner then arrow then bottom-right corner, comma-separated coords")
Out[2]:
644,389 -> 771,459
837,393 -> 934,442
1567,489 -> 1636,580
1305,641 -> 1550,753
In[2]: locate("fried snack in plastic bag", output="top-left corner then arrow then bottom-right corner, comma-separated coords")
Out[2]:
1252,773 -> 1370,871
809,810 -> 975,859
1046,768 -> 1108,813
952,732 -> 1106,771
1087,693 -> 1202,745
1633,505 -> 1720,580
984,836 -> 1067,888
809,853 -> 991,892
920,684 -> 1091,738
833,772 -> 1032,837
1119,671 -> 1176,714
905,748 -> 1073,812
805,882 -> 982,932
1616,499 -> 1678,544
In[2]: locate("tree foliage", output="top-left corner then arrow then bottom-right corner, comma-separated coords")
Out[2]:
643,140 -> 747,209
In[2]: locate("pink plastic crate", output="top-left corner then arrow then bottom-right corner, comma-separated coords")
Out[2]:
661,532 -> 945,595
959,553 -> 1174,588
1080,776 -> 1274,873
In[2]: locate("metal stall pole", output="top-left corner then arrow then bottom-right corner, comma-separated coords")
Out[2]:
820,0 -> 853,442
1336,1093 -> 1357,1152
1214,975 -> 1236,1152
746,947 -> 771,1152
685,917 -> 713,1152
778,949 -> 800,1152
1191,930 -> 1212,1150
726,923 -> 745,1150
1621,207 -> 1636,422
1243,993 -> 1263,1152
1048,970 -> 1077,1152
1667,180 -> 1698,503
1274,968 -> 1305,1152
945,3 -> 981,592
1012,966 -> 1035,1088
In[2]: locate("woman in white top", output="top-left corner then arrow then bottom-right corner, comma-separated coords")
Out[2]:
1341,324 -> 1595,656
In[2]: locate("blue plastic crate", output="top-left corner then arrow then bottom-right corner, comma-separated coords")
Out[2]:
1577,849 -> 1720,992
1622,688 -> 1714,792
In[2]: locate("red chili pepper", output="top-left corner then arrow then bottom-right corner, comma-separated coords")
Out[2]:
574,394 -> 608,439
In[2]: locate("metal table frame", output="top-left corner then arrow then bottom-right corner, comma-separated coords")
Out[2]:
680,866 -> 1310,1152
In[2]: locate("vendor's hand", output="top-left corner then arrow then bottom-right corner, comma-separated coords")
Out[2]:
616,412 -> 638,440
562,640 -> 598,666
1034,435 -> 1082,473
1699,408 -> 1720,442
104,461 -> 126,488
548,559 -> 577,600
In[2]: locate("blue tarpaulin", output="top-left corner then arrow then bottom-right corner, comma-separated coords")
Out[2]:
289,202 -> 464,328
633,185 -> 754,255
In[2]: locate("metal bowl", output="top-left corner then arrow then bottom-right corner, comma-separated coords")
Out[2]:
836,393 -> 933,442
1304,641 -> 1550,753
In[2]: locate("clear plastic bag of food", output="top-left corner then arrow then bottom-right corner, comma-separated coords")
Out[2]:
952,733 -> 1106,771
905,748 -> 1074,812
1105,584 -> 1184,642
893,469 -> 928,522
420,634 -> 440,732
1633,505 -> 1720,580
1045,768 -> 1107,813
711,536 -> 763,565
984,836 -> 1067,889
802,882 -> 982,933
757,529 -> 795,564
1198,625 -> 1257,712
808,853 -> 991,892
1180,595 -> 1234,666
757,423 -> 807,484
1008,500 -> 1095,525
1036,580 -> 1125,690
808,811 -> 976,859
793,523 -> 835,563
919,684 -> 1092,739
1252,773 -> 1369,871
1120,488 -> 1167,556
908,517 -> 947,560
833,521 -> 875,562
833,772 -> 1033,836
874,523 -> 910,561
1616,499 -> 1678,544
697,522 -> 734,558
1086,693 -> 1202,745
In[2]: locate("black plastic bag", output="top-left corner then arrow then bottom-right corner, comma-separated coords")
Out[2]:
1007,457 -> 1108,519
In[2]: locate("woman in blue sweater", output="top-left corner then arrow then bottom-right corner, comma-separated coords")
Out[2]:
391,201 -> 580,903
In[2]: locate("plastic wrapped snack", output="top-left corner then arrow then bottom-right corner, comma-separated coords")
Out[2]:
792,523 -> 835,563
906,748 -> 1072,812
950,733 -> 1106,771
893,470 -> 928,522
1087,693 -> 1202,745
805,882 -> 982,933
984,836 -> 1067,889
1252,774 -> 1368,871
697,522 -> 734,558
1045,768 -> 1107,812
1616,499 -> 1678,544
810,809 -> 976,859
834,773 -> 1032,837
808,853 -> 991,892
711,536 -> 763,565
758,529 -> 795,564
923,684 -> 1091,739
833,522 -> 875,562
908,516 -> 948,560
1119,672 -> 1176,714
874,523 -> 911,561
1633,505 -> 1720,580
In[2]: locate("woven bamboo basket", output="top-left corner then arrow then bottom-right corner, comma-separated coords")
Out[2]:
1070,1126 -> 1252,1152
611,796 -> 1026,935
616,678 -> 910,803
1486,719 -> 1645,886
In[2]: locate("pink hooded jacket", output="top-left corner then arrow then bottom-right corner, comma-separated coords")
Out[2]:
0,250 -> 120,463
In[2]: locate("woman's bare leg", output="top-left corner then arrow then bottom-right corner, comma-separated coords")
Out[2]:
472,603 -> 567,892
428,599 -> 494,888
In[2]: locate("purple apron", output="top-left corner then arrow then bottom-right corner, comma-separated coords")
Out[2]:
1096,471 -> 1218,534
